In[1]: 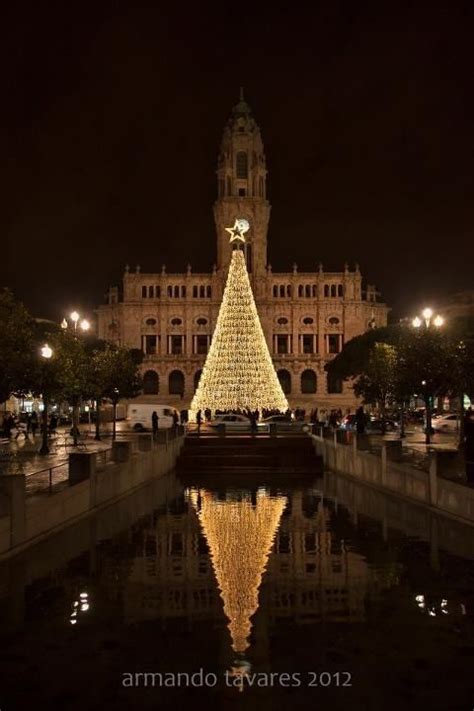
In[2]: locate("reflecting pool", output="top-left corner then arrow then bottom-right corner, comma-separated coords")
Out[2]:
1,469 -> 474,710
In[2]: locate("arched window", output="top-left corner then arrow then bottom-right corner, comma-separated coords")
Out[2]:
301,369 -> 317,394
302,317 -> 314,325
305,285 -> 311,298
142,286 -> 147,298
279,285 -> 285,297
328,316 -> 340,326
324,285 -> 329,297
194,369 -> 202,391
169,370 -> 185,396
181,285 -> 186,298
143,370 -> 159,395
298,285 -> 303,297
171,317 -> 182,326
193,285 -> 198,298
327,373 -> 343,394
167,285 -> 172,297
330,285 -> 337,297
236,151 -> 248,179
277,317 -> 288,325
196,317 -> 207,326
273,285 -> 278,297
199,285 -> 205,298
145,318 -> 157,327
338,284 -> 343,297
206,286 -> 212,298
148,286 -> 154,298
312,285 -> 317,297
174,285 -> 179,298
155,285 -> 161,298
287,285 -> 292,297
277,369 -> 292,395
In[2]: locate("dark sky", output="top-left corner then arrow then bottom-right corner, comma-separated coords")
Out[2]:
2,1 -> 473,322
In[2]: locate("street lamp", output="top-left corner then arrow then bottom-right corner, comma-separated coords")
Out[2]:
80,319 -> 90,332
39,343 -> 53,455
411,308 -> 445,444
70,311 -> 80,331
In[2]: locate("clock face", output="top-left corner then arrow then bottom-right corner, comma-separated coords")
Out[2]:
236,218 -> 250,234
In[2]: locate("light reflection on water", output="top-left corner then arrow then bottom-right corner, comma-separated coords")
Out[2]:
1,471 -> 474,709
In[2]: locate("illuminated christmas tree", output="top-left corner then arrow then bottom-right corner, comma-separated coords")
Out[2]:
188,487 -> 287,653
190,220 -> 288,417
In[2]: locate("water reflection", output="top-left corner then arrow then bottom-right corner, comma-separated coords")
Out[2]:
187,487 -> 287,653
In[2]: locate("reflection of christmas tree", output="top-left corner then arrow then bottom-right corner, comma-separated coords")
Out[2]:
190,230 -> 288,416
189,487 -> 287,653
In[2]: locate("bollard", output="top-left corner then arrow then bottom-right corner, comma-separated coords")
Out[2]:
69,452 -> 96,485
428,452 -> 438,506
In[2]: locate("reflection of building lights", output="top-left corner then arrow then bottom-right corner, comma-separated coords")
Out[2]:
428,609 -> 436,617
80,592 -> 88,599
69,591 -> 91,625
81,603 -> 90,611
70,619 -> 77,625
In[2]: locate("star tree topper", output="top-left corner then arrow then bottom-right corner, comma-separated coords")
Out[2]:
225,218 -> 250,245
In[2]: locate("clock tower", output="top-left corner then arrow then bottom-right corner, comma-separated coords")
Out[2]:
214,90 -> 270,283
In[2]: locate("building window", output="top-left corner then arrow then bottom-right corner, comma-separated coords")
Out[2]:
171,317 -> 182,326
301,369 -> 317,394
196,317 -> 207,326
301,334 -> 314,354
167,285 -> 172,297
327,334 -> 341,354
338,284 -> 343,297
206,285 -> 211,298
193,286 -> 198,298
181,285 -> 186,298
330,285 -> 337,297
312,285 -> 317,297
195,335 -> 209,354
302,317 -> 314,325
142,335 -> 157,355
324,285 -> 329,297
145,318 -> 157,327
174,286 -> 179,298
199,286 -> 205,298
279,285 -> 285,297
148,286 -> 154,298
277,369 -> 292,394
142,285 -> 147,298
273,285 -> 278,297
194,369 -> 202,391
298,285 -> 303,297
238,188 -> 246,196
236,151 -> 248,178
170,336 -> 183,354
277,317 -> 288,325
276,335 -> 289,354
143,370 -> 159,395
287,284 -> 292,297
327,373 -> 343,394
305,285 -> 311,298
155,286 -> 161,298
169,370 -> 185,396
328,317 -> 340,326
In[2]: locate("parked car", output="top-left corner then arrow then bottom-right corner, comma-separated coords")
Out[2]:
433,414 -> 460,433
339,414 -> 398,433
209,414 -> 251,431
257,415 -> 311,433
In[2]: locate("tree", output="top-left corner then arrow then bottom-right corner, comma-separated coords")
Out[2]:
90,345 -> 142,440
0,289 -> 37,405
353,343 -> 398,434
190,235 -> 288,417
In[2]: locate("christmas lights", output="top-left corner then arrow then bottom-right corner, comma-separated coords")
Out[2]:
190,488 -> 287,652
190,242 -> 288,417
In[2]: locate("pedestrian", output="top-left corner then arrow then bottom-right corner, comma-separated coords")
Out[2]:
173,410 -> 179,430
31,411 -> 39,437
465,409 -> 474,483
152,411 -> 159,437
355,406 -> 366,435
196,409 -> 202,432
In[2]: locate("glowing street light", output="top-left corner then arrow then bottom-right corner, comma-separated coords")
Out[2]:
412,316 -> 422,328
79,319 -> 91,332
40,343 -> 53,359
70,311 -> 80,328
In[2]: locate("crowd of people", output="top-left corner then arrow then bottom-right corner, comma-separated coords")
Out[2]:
1,411 -> 59,440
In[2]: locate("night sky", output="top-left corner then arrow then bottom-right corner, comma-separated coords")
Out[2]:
2,2 -> 473,323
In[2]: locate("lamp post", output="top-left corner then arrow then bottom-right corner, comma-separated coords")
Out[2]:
61,312 -> 91,444
39,343 -> 53,455
411,308 -> 445,445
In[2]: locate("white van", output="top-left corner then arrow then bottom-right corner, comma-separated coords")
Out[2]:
127,404 -> 175,431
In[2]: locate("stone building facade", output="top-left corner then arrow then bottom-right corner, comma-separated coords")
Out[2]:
96,94 -> 389,411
